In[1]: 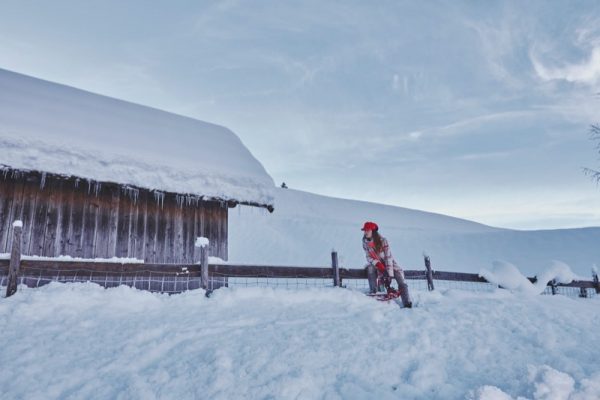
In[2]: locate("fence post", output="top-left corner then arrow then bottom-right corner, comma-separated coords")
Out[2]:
6,221 -> 23,298
550,279 -> 557,295
194,238 -> 211,297
593,269 -> 600,294
424,254 -> 434,291
201,246 -> 211,296
331,251 -> 340,287
579,287 -> 588,298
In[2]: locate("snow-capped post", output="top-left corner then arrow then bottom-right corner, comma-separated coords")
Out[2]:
195,237 -> 211,296
331,251 -> 340,287
550,279 -> 558,295
6,220 -> 23,298
424,254 -> 435,291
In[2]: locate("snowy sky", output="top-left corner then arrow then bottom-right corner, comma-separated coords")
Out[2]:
1,0 -> 599,230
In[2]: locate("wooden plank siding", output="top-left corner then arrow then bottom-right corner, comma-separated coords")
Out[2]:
20,175 -> 38,255
0,171 -> 229,262
4,176 -> 26,252
0,177 -> 13,253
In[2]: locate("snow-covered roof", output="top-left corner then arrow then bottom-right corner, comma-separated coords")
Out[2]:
0,68 -> 275,210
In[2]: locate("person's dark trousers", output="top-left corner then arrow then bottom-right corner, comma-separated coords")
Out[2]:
394,270 -> 412,308
366,265 -> 412,307
367,264 -> 378,293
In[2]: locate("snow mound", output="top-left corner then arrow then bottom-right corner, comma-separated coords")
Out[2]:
480,261 -> 537,294
472,366 -> 600,400
534,261 -> 580,289
470,385 -> 513,400
480,261 -> 579,295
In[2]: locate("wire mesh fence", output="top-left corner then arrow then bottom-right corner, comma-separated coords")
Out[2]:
0,268 -> 227,295
540,285 -> 597,298
226,277 -> 333,289
424,279 -> 498,293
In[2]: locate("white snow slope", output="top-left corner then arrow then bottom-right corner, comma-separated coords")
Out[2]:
0,68 -> 274,207
230,188 -> 600,277
1,283 -> 599,400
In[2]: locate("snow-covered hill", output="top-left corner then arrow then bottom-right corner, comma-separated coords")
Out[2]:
230,188 -> 599,277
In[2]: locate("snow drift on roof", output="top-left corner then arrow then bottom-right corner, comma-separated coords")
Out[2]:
0,68 -> 275,209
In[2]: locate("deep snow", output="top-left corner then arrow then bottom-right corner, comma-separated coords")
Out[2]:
1,282 -> 599,400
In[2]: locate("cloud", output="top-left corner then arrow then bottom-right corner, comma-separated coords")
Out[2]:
454,150 -> 515,161
531,46 -> 600,86
417,110 -> 536,140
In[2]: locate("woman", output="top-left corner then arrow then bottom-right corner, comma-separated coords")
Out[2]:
362,221 -> 412,308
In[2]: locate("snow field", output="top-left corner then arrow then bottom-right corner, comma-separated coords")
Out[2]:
1,283 -> 599,400
229,189 -> 600,277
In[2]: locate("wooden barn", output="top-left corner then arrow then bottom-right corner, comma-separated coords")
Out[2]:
0,68 -> 275,266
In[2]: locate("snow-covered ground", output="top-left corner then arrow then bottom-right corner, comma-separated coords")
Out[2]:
1,186 -> 598,399
1,282 -> 599,400
230,188 -> 600,278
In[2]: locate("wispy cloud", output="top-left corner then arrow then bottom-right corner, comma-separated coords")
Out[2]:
431,111 -> 535,138
531,46 -> 600,86
454,149 -> 516,161
461,15 -> 529,89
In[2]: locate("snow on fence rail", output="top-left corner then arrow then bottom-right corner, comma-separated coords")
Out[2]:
1,223 -> 599,298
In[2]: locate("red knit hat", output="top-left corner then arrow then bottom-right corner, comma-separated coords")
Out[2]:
361,221 -> 378,231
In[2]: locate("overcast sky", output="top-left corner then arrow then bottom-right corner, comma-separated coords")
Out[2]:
1,0 -> 599,230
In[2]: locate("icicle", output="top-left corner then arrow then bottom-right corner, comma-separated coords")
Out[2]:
40,172 -> 47,189
94,182 -> 101,197
121,185 -> 139,204
87,179 -> 93,195
74,178 -> 80,188
154,191 -> 165,209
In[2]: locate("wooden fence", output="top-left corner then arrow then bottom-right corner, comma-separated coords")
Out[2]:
2,222 -> 600,298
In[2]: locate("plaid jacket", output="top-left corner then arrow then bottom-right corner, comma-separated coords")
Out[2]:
362,236 -> 401,273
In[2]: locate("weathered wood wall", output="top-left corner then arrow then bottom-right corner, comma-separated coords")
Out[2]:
0,170 -> 228,262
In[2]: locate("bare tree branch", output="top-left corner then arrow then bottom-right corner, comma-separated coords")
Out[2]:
586,125 -> 600,183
